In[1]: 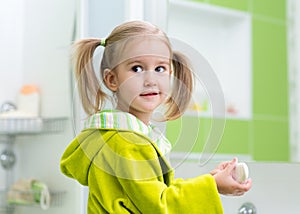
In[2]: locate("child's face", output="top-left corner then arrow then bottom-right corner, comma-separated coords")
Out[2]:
110,37 -> 171,121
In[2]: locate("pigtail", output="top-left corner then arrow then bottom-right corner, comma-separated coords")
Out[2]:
72,38 -> 107,115
165,51 -> 194,120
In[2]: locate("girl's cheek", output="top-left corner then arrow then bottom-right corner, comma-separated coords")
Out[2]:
161,78 -> 171,93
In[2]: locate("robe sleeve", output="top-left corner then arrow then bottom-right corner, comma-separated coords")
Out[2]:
101,131 -> 224,214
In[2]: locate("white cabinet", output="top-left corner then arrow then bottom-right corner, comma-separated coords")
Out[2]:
167,0 -> 252,119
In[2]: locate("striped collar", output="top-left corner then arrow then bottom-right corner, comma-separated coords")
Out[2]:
84,110 -> 171,155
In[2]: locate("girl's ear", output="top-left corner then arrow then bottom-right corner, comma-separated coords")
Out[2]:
104,69 -> 118,92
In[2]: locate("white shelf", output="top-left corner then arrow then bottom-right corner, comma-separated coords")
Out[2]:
0,189 -> 66,210
168,0 -> 252,119
0,118 -> 67,135
0,117 -> 68,212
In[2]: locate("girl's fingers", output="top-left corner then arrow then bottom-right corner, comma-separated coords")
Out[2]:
231,157 -> 238,164
242,178 -> 253,191
236,178 -> 252,193
210,169 -> 219,175
225,157 -> 238,174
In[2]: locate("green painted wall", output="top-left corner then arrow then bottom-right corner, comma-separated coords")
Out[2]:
167,0 -> 289,161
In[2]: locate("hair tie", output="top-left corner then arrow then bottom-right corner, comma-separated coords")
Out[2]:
100,38 -> 106,47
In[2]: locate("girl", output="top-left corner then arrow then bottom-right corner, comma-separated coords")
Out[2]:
60,21 -> 252,213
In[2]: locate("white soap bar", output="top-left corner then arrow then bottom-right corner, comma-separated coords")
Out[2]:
233,162 -> 249,183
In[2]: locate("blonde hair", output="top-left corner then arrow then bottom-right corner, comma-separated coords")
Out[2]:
72,20 -> 193,120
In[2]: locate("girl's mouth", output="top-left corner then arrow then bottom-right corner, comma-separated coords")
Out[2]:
140,92 -> 159,97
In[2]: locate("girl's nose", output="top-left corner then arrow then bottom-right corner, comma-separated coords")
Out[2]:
143,71 -> 157,87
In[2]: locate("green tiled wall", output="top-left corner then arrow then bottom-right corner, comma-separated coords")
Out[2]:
168,118 -> 250,155
190,0 -> 249,11
252,119 -> 289,161
167,0 -> 289,161
253,20 -> 288,117
252,0 -> 286,20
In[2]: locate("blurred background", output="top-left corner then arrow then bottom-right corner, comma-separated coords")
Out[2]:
0,0 -> 299,213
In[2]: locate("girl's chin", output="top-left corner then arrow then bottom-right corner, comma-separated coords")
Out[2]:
117,101 -> 162,114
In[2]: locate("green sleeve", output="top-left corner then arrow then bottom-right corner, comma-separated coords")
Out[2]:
96,131 -> 223,214
119,174 -> 223,214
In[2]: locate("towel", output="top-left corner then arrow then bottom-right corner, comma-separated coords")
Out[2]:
7,178 -> 50,210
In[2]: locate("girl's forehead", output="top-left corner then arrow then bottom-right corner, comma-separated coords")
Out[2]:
119,37 -> 171,63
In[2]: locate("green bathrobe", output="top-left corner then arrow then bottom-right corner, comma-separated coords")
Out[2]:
60,111 -> 223,214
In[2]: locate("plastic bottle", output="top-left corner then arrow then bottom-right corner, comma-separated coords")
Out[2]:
17,85 -> 40,117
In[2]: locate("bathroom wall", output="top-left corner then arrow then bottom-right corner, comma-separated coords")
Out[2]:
0,0 -> 23,191
0,0 -> 23,108
14,0 -> 81,213
0,0 -> 83,213
289,0 -> 300,162
167,0 -> 289,162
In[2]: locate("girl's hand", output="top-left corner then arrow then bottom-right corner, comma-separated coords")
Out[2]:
210,158 -> 252,196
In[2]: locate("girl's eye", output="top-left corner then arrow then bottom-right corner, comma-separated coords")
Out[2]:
155,66 -> 166,73
131,65 -> 143,73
